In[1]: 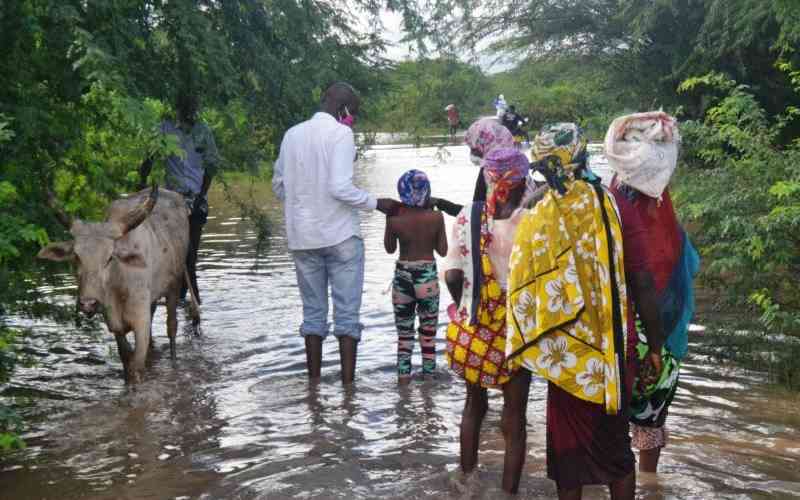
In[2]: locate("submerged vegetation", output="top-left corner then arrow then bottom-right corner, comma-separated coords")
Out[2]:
693,327 -> 800,391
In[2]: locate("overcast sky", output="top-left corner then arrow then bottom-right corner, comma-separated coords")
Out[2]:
377,9 -> 515,74
379,9 -> 412,61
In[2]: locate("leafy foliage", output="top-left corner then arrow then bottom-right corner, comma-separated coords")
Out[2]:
445,0 -> 800,119
676,69 -> 800,337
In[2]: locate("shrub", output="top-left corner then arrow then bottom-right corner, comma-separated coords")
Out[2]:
677,69 -> 800,337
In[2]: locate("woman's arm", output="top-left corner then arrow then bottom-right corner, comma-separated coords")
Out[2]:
473,167 -> 487,202
611,187 -> 664,386
435,212 -> 448,257
384,217 -> 397,254
445,270 -> 464,306
630,270 -> 665,386
443,206 -> 467,304
630,271 -> 665,350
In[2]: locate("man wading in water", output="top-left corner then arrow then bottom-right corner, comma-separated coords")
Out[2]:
272,82 -> 399,384
140,89 -> 220,304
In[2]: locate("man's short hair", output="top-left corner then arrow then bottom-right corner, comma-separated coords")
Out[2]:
177,92 -> 199,117
321,81 -> 358,106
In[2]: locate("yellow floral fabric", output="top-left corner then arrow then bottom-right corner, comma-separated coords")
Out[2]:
506,180 -> 628,414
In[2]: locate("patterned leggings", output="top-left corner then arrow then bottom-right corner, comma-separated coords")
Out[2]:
392,261 -> 440,376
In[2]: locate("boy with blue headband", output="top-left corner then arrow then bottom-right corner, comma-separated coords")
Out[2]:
384,169 -> 448,381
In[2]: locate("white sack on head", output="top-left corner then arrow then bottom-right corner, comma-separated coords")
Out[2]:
603,111 -> 680,199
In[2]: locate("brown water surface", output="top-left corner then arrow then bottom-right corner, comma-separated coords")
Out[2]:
2,145 -> 799,499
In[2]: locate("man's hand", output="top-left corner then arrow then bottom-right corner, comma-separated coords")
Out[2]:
376,198 -> 401,216
639,345 -> 663,390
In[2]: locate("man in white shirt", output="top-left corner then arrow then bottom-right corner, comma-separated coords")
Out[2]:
272,82 -> 398,385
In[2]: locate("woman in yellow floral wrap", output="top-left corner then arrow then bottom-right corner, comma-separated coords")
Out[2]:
505,123 -> 637,500
443,146 -> 532,493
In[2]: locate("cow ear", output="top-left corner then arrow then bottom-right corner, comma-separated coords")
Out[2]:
112,246 -> 146,268
37,241 -> 75,261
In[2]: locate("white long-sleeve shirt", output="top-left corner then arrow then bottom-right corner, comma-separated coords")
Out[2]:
272,112 -> 377,251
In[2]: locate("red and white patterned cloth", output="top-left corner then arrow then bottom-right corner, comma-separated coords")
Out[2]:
631,423 -> 668,450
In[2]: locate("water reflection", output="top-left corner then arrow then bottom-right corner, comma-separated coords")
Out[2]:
2,144 -> 799,499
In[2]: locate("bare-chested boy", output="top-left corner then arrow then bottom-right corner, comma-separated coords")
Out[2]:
384,169 -> 448,381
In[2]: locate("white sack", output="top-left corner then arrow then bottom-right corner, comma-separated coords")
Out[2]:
603,111 -> 680,199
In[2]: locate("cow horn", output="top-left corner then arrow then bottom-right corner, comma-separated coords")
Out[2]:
46,190 -> 73,230
119,184 -> 159,235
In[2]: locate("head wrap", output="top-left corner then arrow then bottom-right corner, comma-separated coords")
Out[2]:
482,147 -> 530,218
397,169 -> 431,208
464,118 -> 514,158
604,111 -> 680,200
532,123 -> 589,194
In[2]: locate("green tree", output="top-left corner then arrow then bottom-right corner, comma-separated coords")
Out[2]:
677,69 -> 800,337
445,0 -> 800,120
0,0 -> 406,310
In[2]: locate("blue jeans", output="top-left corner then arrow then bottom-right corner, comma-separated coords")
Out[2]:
291,236 -> 365,341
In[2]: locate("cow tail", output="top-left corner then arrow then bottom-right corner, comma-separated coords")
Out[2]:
185,268 -> 202,331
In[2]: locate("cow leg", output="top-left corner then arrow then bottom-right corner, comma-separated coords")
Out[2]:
129,319 -> 151,384
149,302 -> 157,350
166,289 -> 178,360
114,333 -> 133,382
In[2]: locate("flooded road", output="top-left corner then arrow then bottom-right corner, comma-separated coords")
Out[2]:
2,145 -> 799,499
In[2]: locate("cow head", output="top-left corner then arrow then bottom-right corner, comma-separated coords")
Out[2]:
38,187 -> 159,317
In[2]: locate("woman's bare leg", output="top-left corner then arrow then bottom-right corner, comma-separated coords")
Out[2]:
557,487 -> 582,500
460,382 -> 488,474
609,470 -> 635,500
501,370 -> 532,493
639,447 -> 661,473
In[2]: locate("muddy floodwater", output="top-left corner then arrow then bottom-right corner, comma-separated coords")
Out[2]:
2,145 -> 799,499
